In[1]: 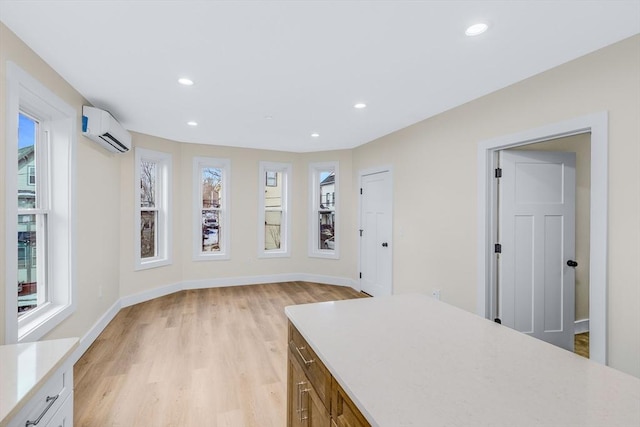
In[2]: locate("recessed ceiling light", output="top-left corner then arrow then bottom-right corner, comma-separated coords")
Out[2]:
187,121 -> 198,126
178,77 -> 194,86
311,133 -> 320,138
354,103 -> 367,109
465,23 -> 488,36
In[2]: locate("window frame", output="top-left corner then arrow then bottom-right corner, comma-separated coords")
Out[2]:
5,62 -> 77,343
193,157 -> 231,261
134,147 -> 173,270
308,162 -> 339,259
258,161 -> 292,258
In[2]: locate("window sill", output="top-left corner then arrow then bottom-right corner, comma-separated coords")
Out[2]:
308,250 -> 339,260
193,253 -> 230,262
258,251 -> 291,259
18,302 -> 74,343
135,258 -> 172,271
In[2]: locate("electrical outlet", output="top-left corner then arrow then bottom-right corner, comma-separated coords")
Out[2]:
431,289 -> 441,300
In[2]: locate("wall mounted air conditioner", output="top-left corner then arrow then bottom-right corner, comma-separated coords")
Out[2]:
82,106 -> 132,153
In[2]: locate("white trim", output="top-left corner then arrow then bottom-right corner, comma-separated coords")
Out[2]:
308,161 -> 339,259
192,157 -> 231,261
575,319 -> 590,335
69,300 -> 121,364
258,161 -> 292,258
5,62 -> 77,343
120,282 -> 183,308
134,147 -> 173,270
477,112 -> 608,365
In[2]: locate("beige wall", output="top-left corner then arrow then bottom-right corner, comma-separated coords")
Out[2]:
515,134 -> 591,322
353,35 -> 640,377
0,22 -> 122,344
1,21 -> 638,378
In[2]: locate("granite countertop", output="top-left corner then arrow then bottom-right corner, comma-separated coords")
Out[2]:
285,294 -> 640,427
0,337 -> 78,426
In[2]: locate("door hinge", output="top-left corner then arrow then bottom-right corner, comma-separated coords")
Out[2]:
494,243 -> 502,253
360,188 -> 363,195
359,229 -> 363,237
495,168 -> 502,178
359,272 -> 362,279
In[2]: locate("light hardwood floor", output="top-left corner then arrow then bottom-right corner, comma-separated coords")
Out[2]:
74,282 -> 365,427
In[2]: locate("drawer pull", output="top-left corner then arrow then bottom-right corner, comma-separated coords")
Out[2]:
25,394 -> 59,426
295,345 -> 315,366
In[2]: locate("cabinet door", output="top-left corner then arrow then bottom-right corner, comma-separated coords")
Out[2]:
288,351 -> 330,427
331,378 -> 370,427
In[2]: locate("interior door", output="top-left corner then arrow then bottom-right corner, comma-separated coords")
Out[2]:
498,150 -> 576,351
360,171 -> 392,297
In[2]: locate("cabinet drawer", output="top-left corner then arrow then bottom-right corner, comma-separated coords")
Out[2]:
331,377 -> 370,427
7,368 -> 71,427
45,393 -> 73,427
288,322 -> 331,409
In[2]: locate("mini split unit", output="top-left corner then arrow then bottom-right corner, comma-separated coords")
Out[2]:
82,106 -> 132,153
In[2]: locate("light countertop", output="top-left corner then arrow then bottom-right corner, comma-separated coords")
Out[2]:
285,294 -> 640,427
0,337 -> 78,426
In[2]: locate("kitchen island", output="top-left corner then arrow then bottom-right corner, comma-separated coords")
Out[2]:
285,293 -> 640,427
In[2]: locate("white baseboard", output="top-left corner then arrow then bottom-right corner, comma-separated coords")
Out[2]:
120,282 -> 182,308
70,300 -> 121,365
73,274 -> 355,362
575,318 -> 589,334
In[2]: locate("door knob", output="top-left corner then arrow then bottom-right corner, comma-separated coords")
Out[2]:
567,260 -> 578,267
381,242 -> 388,247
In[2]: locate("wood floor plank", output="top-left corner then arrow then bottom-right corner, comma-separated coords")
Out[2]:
74,281 -> 365,426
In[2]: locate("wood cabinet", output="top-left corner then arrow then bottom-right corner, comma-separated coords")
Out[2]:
331,378 -> 370,427
287,322 -> 370,427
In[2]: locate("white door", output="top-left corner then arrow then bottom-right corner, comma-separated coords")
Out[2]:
498,150 -> 576,351
360,171 -> 392,296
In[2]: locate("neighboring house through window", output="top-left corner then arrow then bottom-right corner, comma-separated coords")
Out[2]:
309,162 -> 339,258
135,147 -> 172,270
258,162 -> 291,257
5,62 -> 76,343
193,157 -> 231,260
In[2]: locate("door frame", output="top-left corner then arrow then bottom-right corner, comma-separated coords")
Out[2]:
358,165 -> 394,295
476,112 -> 608,364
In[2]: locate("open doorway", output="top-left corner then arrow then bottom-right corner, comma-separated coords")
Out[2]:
477,112 -> 608,365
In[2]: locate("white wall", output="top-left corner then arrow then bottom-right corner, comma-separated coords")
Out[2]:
352,35 -> 640,377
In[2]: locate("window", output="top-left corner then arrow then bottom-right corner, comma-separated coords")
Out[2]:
309,162 -> 339,258
27,166 -> 36,185
5,62 -> 76,343
258,162 -> 291,257
135,148 -> 172,270
193,157 -> 231,260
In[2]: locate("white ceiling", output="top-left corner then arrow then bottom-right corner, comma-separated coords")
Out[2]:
1,1 -> 639,153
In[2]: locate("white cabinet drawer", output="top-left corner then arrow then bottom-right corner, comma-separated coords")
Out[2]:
44,393 -> 72,427
7,367 -> 71,427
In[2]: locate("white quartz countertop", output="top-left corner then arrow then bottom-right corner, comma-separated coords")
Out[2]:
0,337 -> 78,426
285,294 -> 640,427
